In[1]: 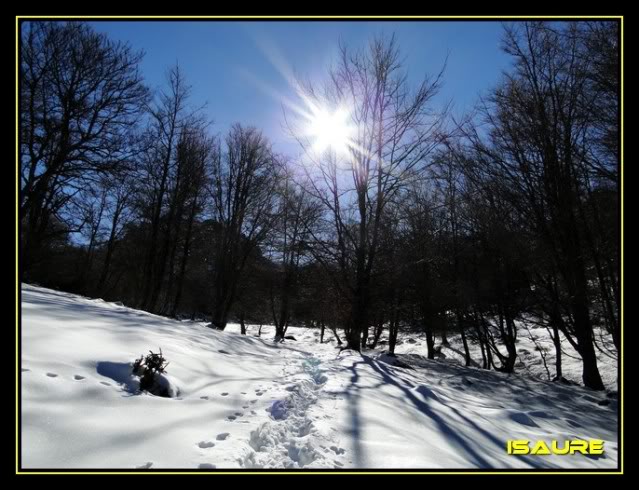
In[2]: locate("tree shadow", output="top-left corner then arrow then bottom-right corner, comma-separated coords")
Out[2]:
337,354 -> 547,469
366,356 -> 496,468
343,358 -> 368,467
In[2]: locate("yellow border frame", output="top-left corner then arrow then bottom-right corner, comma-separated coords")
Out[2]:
15,14 -> 624,476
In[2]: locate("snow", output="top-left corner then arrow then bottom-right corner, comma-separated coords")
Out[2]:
21,284 -> 618,469
392,321 -> 619,391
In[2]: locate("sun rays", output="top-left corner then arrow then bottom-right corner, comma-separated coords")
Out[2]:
305,105 -> 354,155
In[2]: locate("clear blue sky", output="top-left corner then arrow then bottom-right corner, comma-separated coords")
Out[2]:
89,21 -> 512,156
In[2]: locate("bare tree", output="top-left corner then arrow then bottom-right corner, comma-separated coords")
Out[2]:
459,21 -> 612,389
20,21 -> 148,281
95,174 -> 134,296
291,34 -> 448,351
165,129 -> 212,317
266,165 -> 321,339
208,124 -> 277,330
137,65 -> 197,311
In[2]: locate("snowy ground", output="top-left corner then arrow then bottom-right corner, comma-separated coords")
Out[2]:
392,321 -> 619,392
21,284 -> 619,470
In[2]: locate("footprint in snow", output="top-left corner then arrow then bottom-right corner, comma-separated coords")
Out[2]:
73,375 -> 86,380
100,381 -> 111,386
21,368 -> 30,372
46,373 -> 58,378
227,415 -> 237,421
330,446 -> 346,455
136,462 -> 153,469
200,396 -> 209,400
199,463 -> 216,469
218,350 -> 230,355
216,433 -> 230,440
250,400 -> 257,404
198,441 -> 215,448
220,392 -> 229,396
234,412 -> 243,417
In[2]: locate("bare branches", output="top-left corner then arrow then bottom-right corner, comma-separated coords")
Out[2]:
20,21 -> 149,281
286,33 -> 449,350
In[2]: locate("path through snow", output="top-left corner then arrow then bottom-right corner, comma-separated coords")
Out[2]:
240,352 -> 348,468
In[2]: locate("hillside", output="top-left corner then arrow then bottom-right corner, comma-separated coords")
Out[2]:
21,284 -> 618,469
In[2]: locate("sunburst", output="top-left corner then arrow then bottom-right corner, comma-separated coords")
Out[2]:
306,105 -> 354,155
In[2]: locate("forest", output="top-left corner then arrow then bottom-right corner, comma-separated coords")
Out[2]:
20,20 -> 620,393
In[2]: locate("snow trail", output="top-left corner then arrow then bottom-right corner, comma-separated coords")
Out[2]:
240,353 -> 347,468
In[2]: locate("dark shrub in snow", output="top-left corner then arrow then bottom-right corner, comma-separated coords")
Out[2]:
132,349 -> 175,397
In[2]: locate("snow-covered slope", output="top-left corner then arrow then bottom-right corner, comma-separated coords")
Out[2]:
392,324 -> 618,392
21,285 -> 618,469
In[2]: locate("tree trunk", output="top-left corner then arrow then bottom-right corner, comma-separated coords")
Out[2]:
572,298 -> 605,390
331,326 -> 343,345
458,311 -> 471,366
498,308 -> 517,373
345,284 -> 369,351
425,329 -> 435,360
96,206 -> 123,296
361,324 -> 369,350
239,312 -> 247,335
211,259 -> 239,330
371,320 -> 384,349
170,198 -> 197,317
551,322 -> 563,380
564,240 -> 605,390
388,320 -> 398,356
460,326 -> 471,367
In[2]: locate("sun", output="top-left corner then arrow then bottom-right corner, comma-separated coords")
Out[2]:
307,105 -> 354,155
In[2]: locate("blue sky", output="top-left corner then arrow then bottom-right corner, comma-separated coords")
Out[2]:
89,21 -> 512,156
